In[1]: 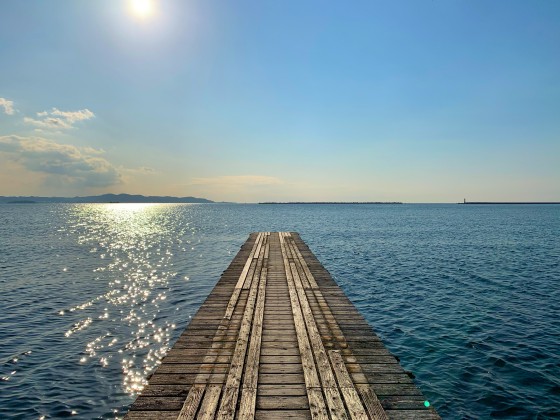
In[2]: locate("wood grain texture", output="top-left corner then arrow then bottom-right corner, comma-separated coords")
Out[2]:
125,232 -> 440,420
176,384 -> 204,420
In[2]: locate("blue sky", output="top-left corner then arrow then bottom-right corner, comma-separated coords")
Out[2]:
1,0 -> 559,202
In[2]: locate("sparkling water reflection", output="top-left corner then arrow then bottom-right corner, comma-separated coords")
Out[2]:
0,203 -> 559,419
0,203 -> 232,418
64,204 -> 185,395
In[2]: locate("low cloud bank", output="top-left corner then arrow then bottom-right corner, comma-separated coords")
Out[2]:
0,135 -> 121,187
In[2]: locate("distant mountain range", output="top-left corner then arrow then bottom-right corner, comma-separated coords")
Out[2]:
0,194 -> 214,204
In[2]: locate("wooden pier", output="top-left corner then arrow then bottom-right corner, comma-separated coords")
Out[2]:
126,232 -> 439,419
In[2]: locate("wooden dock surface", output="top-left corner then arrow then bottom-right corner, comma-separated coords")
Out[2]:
126,232 -> 439,419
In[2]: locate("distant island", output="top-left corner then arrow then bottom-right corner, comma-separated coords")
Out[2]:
0,194 -> 214,204
259,201 -> 402,205
460,199 -> 560,205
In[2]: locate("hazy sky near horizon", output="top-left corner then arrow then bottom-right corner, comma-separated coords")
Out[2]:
1,0 -> 559,202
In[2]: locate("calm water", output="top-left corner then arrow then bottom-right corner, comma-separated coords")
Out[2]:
0,203 -> 559,419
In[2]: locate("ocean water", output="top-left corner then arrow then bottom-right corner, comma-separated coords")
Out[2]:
0,203 -> 559,419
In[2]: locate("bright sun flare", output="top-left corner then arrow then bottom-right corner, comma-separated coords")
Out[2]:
129,0 -> 155,19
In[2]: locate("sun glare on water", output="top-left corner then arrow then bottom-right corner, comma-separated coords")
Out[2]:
129,0 -> 155,19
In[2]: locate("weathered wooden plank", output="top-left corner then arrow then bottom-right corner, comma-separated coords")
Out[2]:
305,388 -> 330,420
257,395 -> 310,410
148,373 -> 227,385
156,365 -> 229,374
280,234 -> 322,390
260,355 -> 301,364
259,364 -> 303,374
176,384 -> 205,420
281,233 -> 347,420
257,384 -> 307,397
244,238 -> 266,289
239,388 -> 257,418
380,396 -> 430,410
264,231 -> 271,259
384,410 -> 438,420
283,236 -> 348,420
134,385 -> 191,398
253,232 -> 265,264
129,396 -> 185,411
279,233 -> 329,420
329,350 -> 383,420
216,387 -> 238,420
223,233 -> 263,320
243,266 -> 267,388
197,385 -> 222,420
255,410 -> 312,420
285,234 -> 318,289
125,412 -> 179,419
217,236 -> 268,419
241,258 -> 258,291
134,382 -> 426,399
239,264 -> 268,418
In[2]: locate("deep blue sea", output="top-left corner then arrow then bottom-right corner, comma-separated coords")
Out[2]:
0,203 -> 559,419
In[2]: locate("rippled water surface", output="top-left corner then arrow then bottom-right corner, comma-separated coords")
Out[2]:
0,203 -> 559,419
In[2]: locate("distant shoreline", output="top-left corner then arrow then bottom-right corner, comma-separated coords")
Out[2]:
259,202 -> 403,205
460,201 -> 560,205
0,193 -> 213,204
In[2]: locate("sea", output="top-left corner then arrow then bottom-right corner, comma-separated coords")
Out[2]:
0,203 -> 558,419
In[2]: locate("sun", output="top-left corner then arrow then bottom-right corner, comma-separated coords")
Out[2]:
129,0 -> 155,19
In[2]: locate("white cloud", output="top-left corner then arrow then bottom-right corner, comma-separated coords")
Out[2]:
83,146 -> 107,155
0,135 -> 121,188
51,108 -> 95,123
24,107 -> 95,130
190,175 -> 283,186
24,116 -> 73,130
0,97 -> 15,115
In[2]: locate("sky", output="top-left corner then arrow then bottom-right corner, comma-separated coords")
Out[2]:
1,0 -> 559,202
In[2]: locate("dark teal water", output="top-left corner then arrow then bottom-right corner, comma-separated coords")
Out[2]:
0,203 -> 559,419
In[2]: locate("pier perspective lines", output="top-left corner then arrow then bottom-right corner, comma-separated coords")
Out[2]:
125,232 -> 439,419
